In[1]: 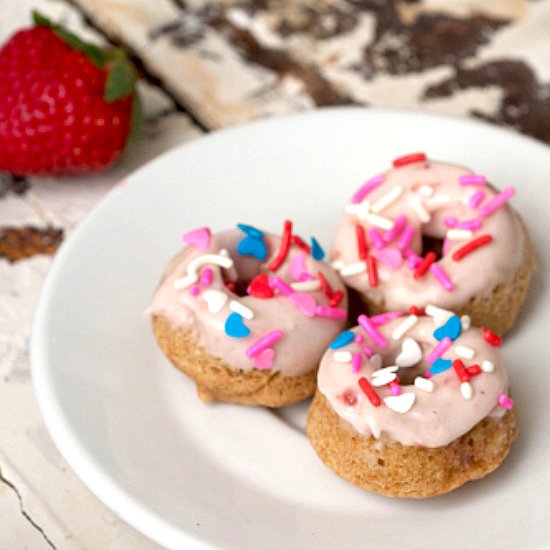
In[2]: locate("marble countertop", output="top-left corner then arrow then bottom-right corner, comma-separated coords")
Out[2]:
1,0 -> 549,547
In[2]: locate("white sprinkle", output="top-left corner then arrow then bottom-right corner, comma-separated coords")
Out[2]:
372,365 -> 399,376
174,253 -> 234,290
384,393 -> 416,413
414,377 -> 435,392
425,304 -> 453,322
202,289 -> 228,313
333,351 -> 353,363
455,345 -> 475,359
229,300 -> 254,320
409,195 -> 431,223
391,314 -> 418,340
371,370 -> 397,386
370,354 -> 383,370
174,273 -> 199,290
219,248 -> 230,257
481,360 -> 495,373
365,213 -> 395,230
340,262 -> 367,276
345,201 -> 370,220
395,337 -> 422,367
461,382 -> 474,400
290,279 -> 321,292
331,259 -> 344,271
461,315 -> 471,330
446,229 -> 474,241
418,185 -> 434,197
370,186 -> 403,214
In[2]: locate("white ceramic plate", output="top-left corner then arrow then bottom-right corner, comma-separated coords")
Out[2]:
32,108 -> 550,550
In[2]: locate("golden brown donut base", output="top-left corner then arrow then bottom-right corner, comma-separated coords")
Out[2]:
306,391 -> 517,499
364,227 -> 537,336
152,315 -> 316,406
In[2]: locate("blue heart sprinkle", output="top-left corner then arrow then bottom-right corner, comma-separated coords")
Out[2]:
330,330 -> 355,350
429,358 -> 452,375
310,237 -> 325,260
237,235 -> 267,260
433,315 -> 462,342
224,312 -> 250,339
237,223 -> 264,239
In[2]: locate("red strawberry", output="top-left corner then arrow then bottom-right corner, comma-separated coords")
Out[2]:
0,11 -> 141,176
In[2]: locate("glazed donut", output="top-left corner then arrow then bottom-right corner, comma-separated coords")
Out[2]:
150,221 -> 348,406
306,308 -> 517,498
331,153 -> 536,335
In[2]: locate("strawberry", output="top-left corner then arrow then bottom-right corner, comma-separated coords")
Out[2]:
0,11 -> 141,176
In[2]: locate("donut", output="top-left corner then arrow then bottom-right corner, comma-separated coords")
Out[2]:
331,152 -> 536,335
150,221 -> 348,406
306,308 -> 517,498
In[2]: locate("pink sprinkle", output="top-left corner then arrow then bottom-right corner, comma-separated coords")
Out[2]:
383,214 -> 407,243
469,190 -> 486,209
371,311 -> 404,326
351,174 -> 385,204
358,314 -> 388,348
269,276 -> 293,296
404,250 -> 422,269
351,353 -> 362,373
299,272 -> 315,282
200,267 -> 213,287
363,346 -> 373,358
459,174 -> 486,186
430,263 -> 454,291
427,337 -> 452,364
246,330 -> 283,358
457,218 -> 482,230
390,382 -> 401,396
315,305 -> 347,319
355,333 -> 364,344
189,284 -> 200,297
369,228 -> 385,250
478,187 -> 516,218
442,238 -> 451,256
444,217 -> 458,228
397,224 -> 415,252
425,371 -> 432,379
498,394 -> 514,410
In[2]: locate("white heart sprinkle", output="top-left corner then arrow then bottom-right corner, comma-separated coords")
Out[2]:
395,337 -> 422,368
461,381 -> 474,400
414,377 -> 434,392
371,370 -> 397,387
384,393 -> 416,414
481,360 -> 495,373
370,354 -> 383,370
461,315 -> 471,331
333,351 -> 353,363
202,289 -> 228,314
372,365 -> 399,376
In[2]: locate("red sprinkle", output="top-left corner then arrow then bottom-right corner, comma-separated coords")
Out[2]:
291,234 -> 311,254
329,290 -> 345,308
224,280 -> 236,293
392,152 -> 427,168
466,365 -> 482,377
318,271 -> 344,308
268,220 -> 293,271
482,327 -> 502,346
453,359 -> 470,382
355,224 -> 368,260
367,255 -> 379,287
358,377 -> 381,407
409,305 -> 426,316
413,251 -> 437,280
452,234 -> 493,261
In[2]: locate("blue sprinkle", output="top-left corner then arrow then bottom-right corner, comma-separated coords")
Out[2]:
310,237 -> 325,260
237,223 -> 264,239
237,235 -> 267,260
224,312 -> 250,339
433,315 -> 462,341
330,330 -> 355,350
429,358 -> 452,375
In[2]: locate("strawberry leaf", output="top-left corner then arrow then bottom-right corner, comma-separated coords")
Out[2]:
127,93 -> 143,146
104,49 -> 137,102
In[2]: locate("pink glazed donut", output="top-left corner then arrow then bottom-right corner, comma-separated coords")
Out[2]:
331,153 -> 536,335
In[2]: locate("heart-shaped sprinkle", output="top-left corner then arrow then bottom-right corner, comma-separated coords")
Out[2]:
224,312 -> 250,338
202,289 -> 228,313
289,292 -> 317,317
310,237 -> 325,260
371,369 -> 397,387
237,235 -> 267,260
247,274 -> 274,298
395,337 -> 422,368
237,223 -> 264,239
329,290 -> 345,308
433,315 -> 462,341
373,247 -> 403,270
330,330 -> 355,350
383,393 -> 416,414
430,357 -> 452,375
253,348 -> 275,369
181,227 -> 211,250
290,254 -> 309,281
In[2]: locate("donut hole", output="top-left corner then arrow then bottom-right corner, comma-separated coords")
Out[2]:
421,234 -> 444,260
224,277 -> 252,297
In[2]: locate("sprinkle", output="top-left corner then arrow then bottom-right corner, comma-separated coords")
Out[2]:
237,223 -> 264,238
369,228 -> 385,250
425,304 -> 453,323
334,351 -> 353,363
453,359 -> 470,382
330,330 -> 355,349
371,186 -> 404,214
358,377 -> 381,406
461,382 -> 474,400
310,237 -> 325,260
482,327 -> 502,346
358,314 -> 388,348
181,227 -> 211,249
268,220 -> 292,271
410,195 -> 431,223
466,365 -> 482,377
444,217 -> 458,227
291,235 -> 311,254
371,369 -> 397,386
468,190 -> 486,209
355,333 -> 364,343
237,234 -> 267,260
383,214 -> 407,243
392,152 -> 427,168
200,267 -> 213,287
371,312 -> 404,326
366,213 -> 395,230
481,360 -> 495,373
459,174 -> 486,186
457,218 -> 482,230
419,185 -> 434,197
346,201 -> 370,220
442,238 -> 451,256
430,264 -> 454,291
413,252 -> 437,279
331,259 -> 344,270
415,377 -> 435,392
455,345 -> 475,359
340,262 -> 367,276
350,174 -> 385,204
395,337 -> 422,367
356,224 -> 369,259
269,276 -> 293,296
174,254 -> 234,290
384,392 -> 416,413
367,255 -> 379,288
363,346 -> 373,358
224,312 -> 250,339
404,249 -> 422,269
351,353 -> 363,373
316,305 -> 347,319
189,285 -> 200,297
397,224 -> 415,251
452,234 -> 493,261
478,187 -> 516,218
461,315 -> 471,330
246,330 -> 283,357
429,358 -> 452,375
498,394 -> 514,410
409,305 -> 425,316
446,228 -> 474,241
229,300 -> 254,320
318,271 -> 333,299
392,315 -> 418,340
290,279 -> 321,292
433,315 -> 461,341
427,337 -> 452,364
